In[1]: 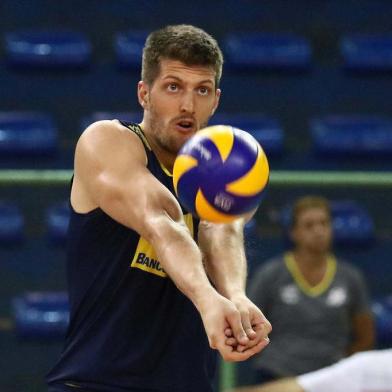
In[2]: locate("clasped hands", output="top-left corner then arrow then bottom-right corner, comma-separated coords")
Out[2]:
201,292 -> 271,362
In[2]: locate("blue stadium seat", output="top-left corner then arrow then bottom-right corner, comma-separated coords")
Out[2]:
223,33 -> 312,70
341,34 -> 392,71
114,30 -> 148,69
280,200 -> 374,247
0,201 -> 24,244
45,201 -> 70,245
331,201 -> 374,246
310,115 -> 392,156
80,111 -> 142,132
209,114 -> 284,156
5,30 -> 91,68
12,291 -> 69,339
372,295 -> 392,347
0,112 -> 58,156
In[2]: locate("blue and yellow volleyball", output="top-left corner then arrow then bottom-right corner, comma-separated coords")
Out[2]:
173,125 -> 269,223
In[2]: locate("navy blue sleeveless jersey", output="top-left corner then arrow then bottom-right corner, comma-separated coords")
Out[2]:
46,122 -> 216,392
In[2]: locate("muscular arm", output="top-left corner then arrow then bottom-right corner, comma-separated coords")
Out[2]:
198,218 -> 271,350
73,121 -> 211,301
198,219 -> 247,299
71,121 -> 265,361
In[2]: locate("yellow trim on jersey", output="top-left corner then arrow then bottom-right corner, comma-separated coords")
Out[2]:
124,122 -> 174,176
284,252 -> 337,297
124,123 -> 152,151
130,213 -> 194,277
183,213 -> 194,237
158,160 -> 173,177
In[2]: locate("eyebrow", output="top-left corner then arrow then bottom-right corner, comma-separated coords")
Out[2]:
162,75 -> 214,85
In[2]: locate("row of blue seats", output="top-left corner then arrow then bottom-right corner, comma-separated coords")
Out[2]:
0,199 -> 375,247
11,290 -> 392,347
1,111 -> 392,158
4,30 -> 392,71
0,201 -> 69,245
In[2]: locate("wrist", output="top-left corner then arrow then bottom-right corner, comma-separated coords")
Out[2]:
191,285 -> 220,313
220,286 -> 247,302
228,292 -> 249,305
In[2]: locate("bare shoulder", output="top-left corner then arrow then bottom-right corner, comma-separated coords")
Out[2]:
76,120 -> 146,166
71,119 -> 184,232
71,120 -> 149,213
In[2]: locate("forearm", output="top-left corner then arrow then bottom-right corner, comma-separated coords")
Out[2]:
148,215 -> 216,309
199,220 -> 247,299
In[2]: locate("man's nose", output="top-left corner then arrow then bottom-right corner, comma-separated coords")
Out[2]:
180,91 -> 195,114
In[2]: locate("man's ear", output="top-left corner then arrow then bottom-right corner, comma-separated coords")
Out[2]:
137,81 -> 149,109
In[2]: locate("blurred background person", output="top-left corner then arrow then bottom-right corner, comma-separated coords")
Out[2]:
247,195 -> 374,385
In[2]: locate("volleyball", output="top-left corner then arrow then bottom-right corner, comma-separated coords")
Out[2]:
173,125 -> 269,223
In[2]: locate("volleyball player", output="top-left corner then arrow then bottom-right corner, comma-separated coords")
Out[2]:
46,24 -> 271,392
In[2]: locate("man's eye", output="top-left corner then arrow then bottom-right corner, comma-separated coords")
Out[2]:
198,87 -> 209,96
167,84 -> 178,92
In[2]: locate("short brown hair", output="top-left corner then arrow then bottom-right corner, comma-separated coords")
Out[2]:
291,196 -> 331,227
142,24 -> 223,87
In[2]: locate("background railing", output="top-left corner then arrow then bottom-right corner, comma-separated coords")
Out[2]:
2,170 -> 392,187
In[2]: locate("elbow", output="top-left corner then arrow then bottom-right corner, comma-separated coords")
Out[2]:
143,213 -> 189,247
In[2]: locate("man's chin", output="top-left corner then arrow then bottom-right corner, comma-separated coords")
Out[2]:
176,132 -> 195,147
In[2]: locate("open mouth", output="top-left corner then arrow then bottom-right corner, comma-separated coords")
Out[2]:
175,119 -> 195,133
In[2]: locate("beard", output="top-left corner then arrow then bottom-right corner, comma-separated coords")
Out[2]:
147,104 -> 209,155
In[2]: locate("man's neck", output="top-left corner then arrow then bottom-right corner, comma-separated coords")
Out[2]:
139,122 -> 175,173
151,141 -> 175,173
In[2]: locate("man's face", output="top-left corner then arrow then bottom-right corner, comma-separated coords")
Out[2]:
138,59 -> 221,159
291,207 -> 332,253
